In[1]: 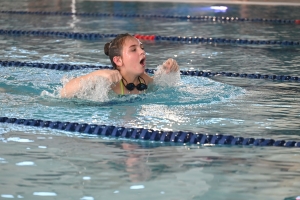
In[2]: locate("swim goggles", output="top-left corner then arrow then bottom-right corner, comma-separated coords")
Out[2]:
122,76 -> 148,91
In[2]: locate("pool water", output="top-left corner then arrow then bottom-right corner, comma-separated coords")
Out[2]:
1,1 -> 300,199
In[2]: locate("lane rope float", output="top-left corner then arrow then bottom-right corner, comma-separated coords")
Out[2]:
0,29 -> 299,46
1,10 -> 300,24
0,60 -> 299,82
0,117 -> 299,148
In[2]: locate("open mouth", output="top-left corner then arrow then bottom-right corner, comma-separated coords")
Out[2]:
140,57 -> 146,66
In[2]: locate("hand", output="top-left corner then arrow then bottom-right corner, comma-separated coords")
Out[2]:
93,69 -> 122,83
162,58 -> 179,73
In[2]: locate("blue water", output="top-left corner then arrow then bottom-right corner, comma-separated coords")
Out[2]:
1,1 -> 300,199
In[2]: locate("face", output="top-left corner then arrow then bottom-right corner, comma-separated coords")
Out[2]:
118,37 -> 146,76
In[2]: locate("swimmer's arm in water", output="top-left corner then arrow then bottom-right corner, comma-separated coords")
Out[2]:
162,58 -> 179,73
60,69 -> 122,98
152,58 -> 180,87
141,58 -> 179,85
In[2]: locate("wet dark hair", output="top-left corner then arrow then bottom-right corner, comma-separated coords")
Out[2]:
104,33 -> 135,69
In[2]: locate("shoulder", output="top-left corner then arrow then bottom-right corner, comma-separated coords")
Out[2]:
141,72 -> 153,84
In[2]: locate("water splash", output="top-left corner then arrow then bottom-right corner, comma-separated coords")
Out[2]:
153,65 -> 181,87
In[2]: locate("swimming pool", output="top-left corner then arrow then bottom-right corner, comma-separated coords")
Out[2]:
1,0 -> 300,199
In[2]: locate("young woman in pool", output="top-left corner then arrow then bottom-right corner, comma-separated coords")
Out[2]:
60,33 -> 179,97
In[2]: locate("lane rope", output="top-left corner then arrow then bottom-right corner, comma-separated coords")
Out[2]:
0,117 -> 299,148
1,60 -> 299,82
0,29 -> 299,46
1,10 -> 300,24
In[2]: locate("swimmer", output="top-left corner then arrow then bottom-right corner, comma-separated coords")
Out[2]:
60,33 -> 179,97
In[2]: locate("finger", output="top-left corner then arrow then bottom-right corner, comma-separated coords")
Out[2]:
110,72 -> 119,83
171,64 -> 178,72
112,76 -> 118,83
164,59 -> 171,65
117,72 -> 122,81
107,76 -> 114,83
170,63 -> 175,69
114,73 -> 121,83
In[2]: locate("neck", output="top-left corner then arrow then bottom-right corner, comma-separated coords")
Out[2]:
121,73 -> 140,84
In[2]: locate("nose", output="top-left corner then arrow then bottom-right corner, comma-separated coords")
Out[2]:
140,48 -> 145,55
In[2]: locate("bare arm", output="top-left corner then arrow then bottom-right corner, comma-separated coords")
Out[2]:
60,69 -> 122,98
162,58 -> 179,73
152,58 -> 180,87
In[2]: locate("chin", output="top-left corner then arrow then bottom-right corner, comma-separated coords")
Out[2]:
137,66 -> 146,74
137,71 -> 145,76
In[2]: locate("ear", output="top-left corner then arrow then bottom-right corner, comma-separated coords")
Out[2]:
113,56 -> 123,68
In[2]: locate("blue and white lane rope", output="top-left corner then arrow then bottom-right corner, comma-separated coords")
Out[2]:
1,60 -> 299,82
1,10 -> 300,24
0,29 -> 299,46
0,117 -> 299,148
